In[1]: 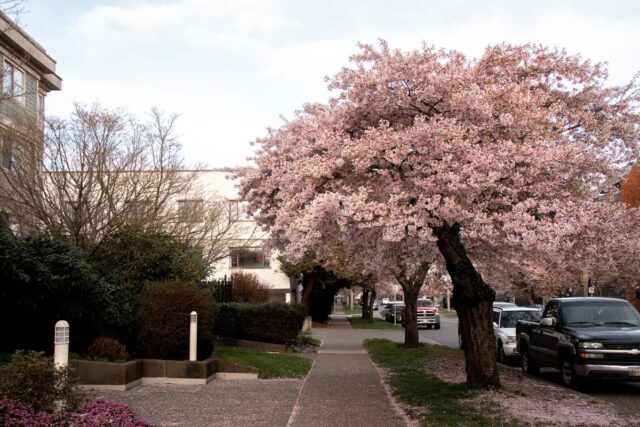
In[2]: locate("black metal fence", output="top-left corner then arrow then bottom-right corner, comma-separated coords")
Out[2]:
201,276 -> 233,303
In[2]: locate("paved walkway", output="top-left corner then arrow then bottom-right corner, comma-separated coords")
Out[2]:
288,310 -> 406,427
99,310 -> 407,427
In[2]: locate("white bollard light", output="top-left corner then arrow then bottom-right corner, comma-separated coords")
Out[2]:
54,320 -> 70,368
189,311 -> 198,361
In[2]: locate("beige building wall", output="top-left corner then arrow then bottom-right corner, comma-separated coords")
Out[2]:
189,170 -> 295,303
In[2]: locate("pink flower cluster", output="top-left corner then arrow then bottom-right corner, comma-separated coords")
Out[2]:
240,40 -> 640,297
0,397 -> 152,427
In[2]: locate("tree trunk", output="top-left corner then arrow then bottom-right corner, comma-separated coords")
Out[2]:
361,288 -> 370,319
366,289 -> 377,322
395,262 -> 431,348
435,222 -> 500,388
402,284 -> 420,347
302,273 -> 315,313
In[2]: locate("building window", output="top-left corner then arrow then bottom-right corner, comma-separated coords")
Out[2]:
2,61 -> 25,102
177,199 -> 204,223
1,139 -> 12,169
127,200 -> 153,222
229,200 -> 249,222
230,248 -> 270,269
38,93 -> 45,125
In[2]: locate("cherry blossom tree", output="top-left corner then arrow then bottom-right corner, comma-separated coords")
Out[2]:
241,41 -> 640,387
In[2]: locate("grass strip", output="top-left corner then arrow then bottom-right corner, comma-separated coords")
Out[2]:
214,346 -> 312,379
341,305 -> 363,316
364,339 -> 522,427
348,318 -> 402,329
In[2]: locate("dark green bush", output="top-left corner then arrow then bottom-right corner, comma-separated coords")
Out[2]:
213,302 -> 242,338
215,303 -> 306,345
90,228 -> 209,290
0,350 -> 84,412
137,280 -> 214,360
0,233 -> 134,353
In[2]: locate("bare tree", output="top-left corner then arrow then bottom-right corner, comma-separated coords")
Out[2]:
0,0 -> 27,25
0,103 -> 255,266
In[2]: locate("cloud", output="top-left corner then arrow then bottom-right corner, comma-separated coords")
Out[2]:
40,0 -> 640,167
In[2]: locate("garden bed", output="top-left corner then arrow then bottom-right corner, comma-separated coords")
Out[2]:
70,357 -> 257,390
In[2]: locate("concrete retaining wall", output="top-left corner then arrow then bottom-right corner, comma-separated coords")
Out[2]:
71,357 -> 257,390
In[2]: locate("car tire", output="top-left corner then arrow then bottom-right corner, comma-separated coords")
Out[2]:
560,356 -> 582,389
435,323 -> 440,330
521,344 -> 539,375
497,342 -> 506,364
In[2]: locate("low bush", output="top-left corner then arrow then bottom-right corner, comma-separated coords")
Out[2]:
215,303 -> 306,345
0,351 -> 83,413
87,337 -> 129,362
137,280 -> 214,359
74,399 -> 152,426
0,398 -> 152,427
230,271 -> 270,303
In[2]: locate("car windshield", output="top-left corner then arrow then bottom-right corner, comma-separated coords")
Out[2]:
417,300 -> 434,307
500,310 -> 542,328
562,301 -> 640,327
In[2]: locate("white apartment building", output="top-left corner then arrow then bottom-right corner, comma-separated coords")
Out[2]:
188,169 -> 296,303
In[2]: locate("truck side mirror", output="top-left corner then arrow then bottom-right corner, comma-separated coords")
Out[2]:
493,322 -> 499,328
540,317 -> 556,327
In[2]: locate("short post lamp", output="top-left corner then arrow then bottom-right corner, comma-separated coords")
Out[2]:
189,311 -> 198,361
54,320 -> 70,368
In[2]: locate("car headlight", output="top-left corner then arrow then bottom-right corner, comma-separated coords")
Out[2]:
505,336 -> 517,344
578,342 -> 603,349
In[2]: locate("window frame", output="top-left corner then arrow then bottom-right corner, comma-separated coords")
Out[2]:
1,137 -> 13,170
2,60 -> 25,105
228,199 -> 251,222
229,247 -> 271,269
177,199 -> 205,223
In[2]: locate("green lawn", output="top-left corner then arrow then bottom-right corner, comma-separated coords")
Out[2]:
364,339 -> 523,427
214,346 -> 312,379
342,304 -> 363,316
348,317 -> 402,329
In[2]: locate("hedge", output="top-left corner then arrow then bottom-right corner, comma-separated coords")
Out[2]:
214,303 -> 306,345
137,280 -> 214,360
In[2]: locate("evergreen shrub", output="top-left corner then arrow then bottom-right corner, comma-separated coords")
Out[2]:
215,303 -> 306,345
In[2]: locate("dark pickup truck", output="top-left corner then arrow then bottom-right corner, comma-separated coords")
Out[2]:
517,297 -> 640,387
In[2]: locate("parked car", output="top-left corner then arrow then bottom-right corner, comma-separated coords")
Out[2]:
517,297 -> 640,388
458,301 -> 520,349
417,299 -> 440,329
385,302 -> 405,322
493,301 -> 518,308
493,306 -> 542,363
372,300 -> 379,311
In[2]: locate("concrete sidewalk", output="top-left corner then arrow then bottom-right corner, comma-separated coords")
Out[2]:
99,309 -> 408,426
288,309 -> 407,427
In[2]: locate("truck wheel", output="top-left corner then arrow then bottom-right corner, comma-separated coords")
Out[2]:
497,342 -> 506,364
435,323 -> 440,330
560,357 -> 582,389
521,345 -> 539,375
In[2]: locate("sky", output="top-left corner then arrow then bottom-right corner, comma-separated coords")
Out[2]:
17,0 -> 640,168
